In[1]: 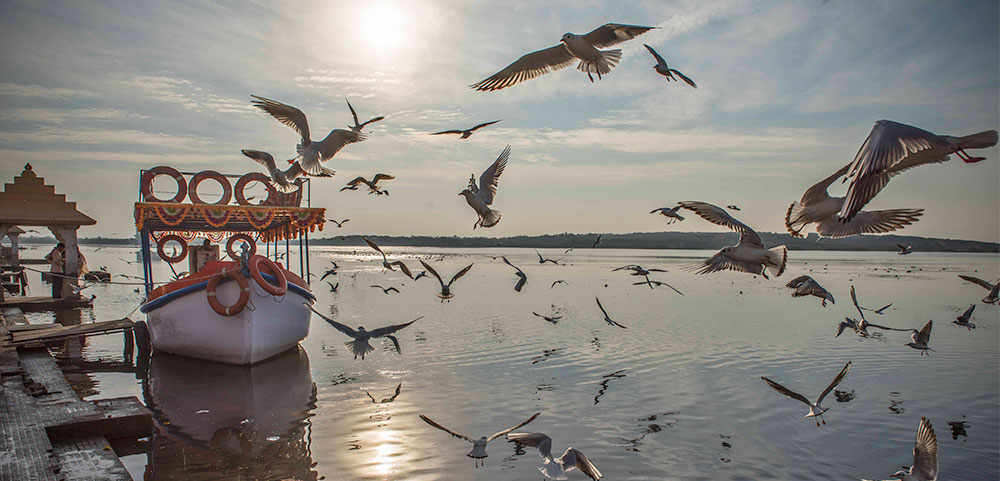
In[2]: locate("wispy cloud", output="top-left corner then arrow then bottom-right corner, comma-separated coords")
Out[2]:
0,108 -> 144,124
122,76 -> 253,114
0,82 -> 100,99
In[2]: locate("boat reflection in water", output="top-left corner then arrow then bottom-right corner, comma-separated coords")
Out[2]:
142,346 -> 317,480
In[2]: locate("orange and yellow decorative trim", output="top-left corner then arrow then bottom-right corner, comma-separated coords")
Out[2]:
135,202 -> 325,242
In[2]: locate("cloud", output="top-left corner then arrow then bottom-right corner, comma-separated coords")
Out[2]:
122,76 -> 253,114
0,82 -> 100,99
0,108 -> 143,124
0,126 -> 217,150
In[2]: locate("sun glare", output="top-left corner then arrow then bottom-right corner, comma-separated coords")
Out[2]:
362,2 -> 405,51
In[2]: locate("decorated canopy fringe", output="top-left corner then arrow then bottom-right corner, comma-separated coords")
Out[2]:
135,202 -> 325,242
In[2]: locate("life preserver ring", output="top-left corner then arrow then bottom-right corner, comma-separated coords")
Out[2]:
188,170 -> 233,205
206,267 -> 250,316
225,234 -> 257,260
249,255 -> 287,296
234,173 -> 277,206
140,166 -> 187,203
156,234 -> 188,263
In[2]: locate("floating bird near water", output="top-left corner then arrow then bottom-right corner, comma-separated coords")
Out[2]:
532,311 -> 562,324
897,244 -> 913,255
366,383 -> 401,404
839,120 -> 998,222
595,297 -> 627,329
460,145 -> 509,229
650,205 -> 684,224
330,218 -> 350,228
370,285 -> 400,295
785,163 -> 924,238
535,250 -> 561,265
502,256 -> 527,292
957,275 -> 999,304
251,95 -> 367,175
869,417 -> 937,481
431,120 -> 501,139
364,237 -> 414,279
953,304 -> 975,330
785,275 -> 835,306
419,412 -> 540,468
346,99 -> 384,133
420,260 -> 473,300
761,361 -> 851,426
307,305 -> 420,359
507,432 -> 604,480
471,23 -> 657,91
241,149 -> 330,193
642,44 -> 696,88
678,201 -> 787,278
343,174 -> 394,195
906,321 -> 934,355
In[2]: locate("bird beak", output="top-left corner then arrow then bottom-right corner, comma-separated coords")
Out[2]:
457,192 -> 463,196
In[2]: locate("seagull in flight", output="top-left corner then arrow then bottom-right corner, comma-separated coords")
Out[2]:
420,260 -> 473,300
502,256 -> 527,292
507,432 -> 604,480
308,305 -> 420,359
412,270 -> 429,281
550,280 -> 568,288
839,120 -> 997,222
419,412 -> 540,468
364,237 -> 414,279
642,44 -> 696,88
650,205 -> 684,224
881,417 -> 938,481
906,320 -> 934,355
613,264 -> 666,277
366,383 -> 401,404
345,99 -> 384,133
471,23 -> 657,91
862,302 -> 894,315
327,281 -> 338,292
838,285 -> 909,337
953,304 -> 975,330
251,95 -> 367,175
532,311 -> 562,324
343,174 -> 394,194
897,244 -> 913,255
370,285 -> 400,295
726,205 -> 741,211
460,145 -> 509,229
330,218 -> 350,228
678,201 -> 787,278
591,234 -> 602,248
785,163 -> 923,238
320,268 -> 338,281
957,275 -> 999,304
785,275 -> 835,306
431,120 -> 501,139
535,250 -> 561,265
241,149 -> 330,193
595,297 -> 627,329
761,361 -> 851,426
631,279 -> 684,295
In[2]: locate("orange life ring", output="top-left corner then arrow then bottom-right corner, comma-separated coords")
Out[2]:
225,234 -> 257,260
249,255 -> 287,296
156,234 -> 188,263
206,267 -> 250,316
188,170 -> 233,205
140,166 -> 187,203
234,173 -> 277,206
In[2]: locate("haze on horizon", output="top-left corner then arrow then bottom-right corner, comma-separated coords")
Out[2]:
0,0 -> 997,242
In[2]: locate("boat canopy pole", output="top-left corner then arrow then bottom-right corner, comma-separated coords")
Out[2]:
304,230 -> 310,281
141,228 -> 153,295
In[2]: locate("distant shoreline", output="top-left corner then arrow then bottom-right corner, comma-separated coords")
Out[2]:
17,232 -> 999,253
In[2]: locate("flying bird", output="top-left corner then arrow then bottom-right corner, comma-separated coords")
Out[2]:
839,286 -> 909,337
507,432 -> 604,480
906,321 -> 934,355
413,270 -> 429,281
726,205 -> 740,211
370,285 -> 400,295
550,280 -> 567,288
897,244 -> 913,255
502,256 -> 527,292
241,149 -> 331,193
785,275 -> 835,306
308,305 -> 420,359
320,268 -> 338,281
839,120 -> 997,222
535,250 -> 561,265
420,260 -> 473,300
346,99 -> 384,133
364,237 -> 414,279
591,234 -> 602,248
678,201 -> 787,278
650,205 -> 684,224
595,297 -> 627,329
431,120 -> 501,139
343,174 -> 394,195
877,417 -> 938,481
957,275 -> 999,304
471,23 -> 657,91
863,303 -> 894,315
785,163 -> 923,238
250,95 -> 367,175
366,383 -> 401,404
642,44 -> 696,88
327,281 -> 338,293
460,145 -> 509,229
631,279 -> 684,295
532,311 -> 563,324
613,264 -> 666,277
330,218 -> 350,228
419,412 -> 540,468
761,361 -> 851,426
953,304 -> 975,330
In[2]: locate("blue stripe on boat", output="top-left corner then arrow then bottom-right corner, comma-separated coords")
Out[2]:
141,272 -> 315,313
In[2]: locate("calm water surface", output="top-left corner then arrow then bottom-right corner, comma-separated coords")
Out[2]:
18,245 -> 1000,480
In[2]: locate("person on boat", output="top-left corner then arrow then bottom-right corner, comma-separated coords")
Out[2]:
44,242 -> 65,298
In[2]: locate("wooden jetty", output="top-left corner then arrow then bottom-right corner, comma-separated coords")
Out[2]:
0,296 -> 93,312
1,307 -> 150,481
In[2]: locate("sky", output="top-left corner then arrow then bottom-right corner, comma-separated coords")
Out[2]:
0,0 -> 997,242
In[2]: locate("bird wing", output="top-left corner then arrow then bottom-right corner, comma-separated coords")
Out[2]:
470,120 -> 501,131
595,297 -> 610,318
448,264 -> 474,286
372,173 -> 395,183
385,335 -> 402,353
366,391 -> 377,403
958,275 -> 993,290
347,176 -> 369,187
478,145 -> 510,205
785,275 -> 811,288
470,44 -> 575,91
801,163 -> 852,204
306,304 -> 357,337
363,237 -> 387,261
583,23 -> 658,48
346,98 -> 360,127
961,304 -> 975,319
850,286 -> 868,322
761,377 -> 813,406
669,68 -> 697,88
430,129 -> 465,135
506,432 -> 553,459
389,261 -> 414,279
315,129 -> 366,161
688,254 -> 763,276
419,415 -> 473,443
368,316 -> 422,338
487,412 -> 541,442
836,319 -> 854,337
386,287 -> 400,293
916,320 -> 933,345
642,43 -> 666,65
841,120 -> 953,221
896,243 -> 907,251
251,95 -> 310,144
565,447 -> 603,480
419,260 -> 445,288
391,383 -> 402,401
678,201 -> 764,248
502,256 -> 523,274
817,361 -> 852,405
241,149 -> 279,178
514,275 -> 527,292
911,417 -> 938,481
874,303 -> 892,314
532,312 -> 544,318
816,209 -> 924,238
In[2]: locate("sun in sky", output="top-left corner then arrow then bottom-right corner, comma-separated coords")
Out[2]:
361,2 -> 406,51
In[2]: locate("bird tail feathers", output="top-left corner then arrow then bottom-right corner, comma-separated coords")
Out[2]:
784,201 -> 807,238
479,208 -> 502,228
955,130 -> 998,149
537,460 -> 569,480
766,245 -> 788,278
576,49 -> 622,77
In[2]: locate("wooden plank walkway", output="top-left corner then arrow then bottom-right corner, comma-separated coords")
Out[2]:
0,296 -> 93,312
11,319 -> 134,346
